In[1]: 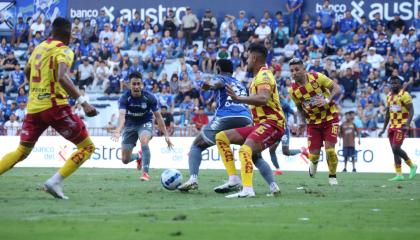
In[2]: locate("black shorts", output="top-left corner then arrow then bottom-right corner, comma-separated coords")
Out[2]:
342,146 -> 356,158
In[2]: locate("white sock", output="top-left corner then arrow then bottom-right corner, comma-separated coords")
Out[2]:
189,175 -> 198,182
49,172 -> 64,184
228,175 -> 240,184
242,186 -> 254,193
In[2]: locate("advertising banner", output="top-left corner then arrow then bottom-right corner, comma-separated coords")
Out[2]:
1,136 -> 420,173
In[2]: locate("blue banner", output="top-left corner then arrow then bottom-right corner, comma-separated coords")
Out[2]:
66,0 -> 418,27
16,0 -> 68,22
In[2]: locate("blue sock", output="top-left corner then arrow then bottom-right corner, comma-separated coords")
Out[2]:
141,145 -> 151,173
131,153 -> 139,162
253,155 -> 275,185
189,145 -> 205,179
270,151 -> 280,169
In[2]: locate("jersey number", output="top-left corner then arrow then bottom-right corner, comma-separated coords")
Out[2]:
331,124 -> 339,135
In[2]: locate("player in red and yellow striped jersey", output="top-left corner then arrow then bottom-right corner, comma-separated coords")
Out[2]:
0,18 -> 98,199
215,44 -> 285,198
379,76 -> 417,181
288,58 -> 342,185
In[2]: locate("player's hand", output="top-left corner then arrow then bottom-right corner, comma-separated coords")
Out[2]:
111,130 -> 121,142
226,85 -> 238,101
201,80 -> 211,91
313,96 -> 328,107
82,102 -> 98,117
165,136 -> 174,150
378,130 -> 385,137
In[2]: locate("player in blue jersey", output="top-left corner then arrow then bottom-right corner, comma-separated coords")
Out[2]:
178,59 -> 280,195
112,72 -> 173,181
268,98 -> 309,175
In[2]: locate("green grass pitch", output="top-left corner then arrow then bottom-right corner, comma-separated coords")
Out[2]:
0,168 -> 419,240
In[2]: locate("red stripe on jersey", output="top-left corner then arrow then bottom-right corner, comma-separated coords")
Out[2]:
56,43 -> 65,47
51,70 -> 57,106
49,56 -> 54,69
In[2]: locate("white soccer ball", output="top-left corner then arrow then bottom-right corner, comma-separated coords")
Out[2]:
161,169 -> 183,191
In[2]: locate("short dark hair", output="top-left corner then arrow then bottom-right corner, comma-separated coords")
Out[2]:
288,58 -> 304,66
52,17 -> 71,38
247,43 -> 267,60
129,71 -> 142,80
161,105 -> 168,110
389,76 -> 402,85
216,59 -> 233,74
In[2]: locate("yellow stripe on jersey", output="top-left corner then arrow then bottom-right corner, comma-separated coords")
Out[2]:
27,39 -> 74,114
249,67 -> 285,130
387,90 -> 412,129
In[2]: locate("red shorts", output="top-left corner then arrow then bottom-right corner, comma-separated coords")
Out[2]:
234,122 -> 284,150
388,128 -> 406,145
307,121 -> 339,151
20,105 -> 88,145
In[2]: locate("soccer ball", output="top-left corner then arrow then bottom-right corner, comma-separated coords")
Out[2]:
160,169 -> 183,191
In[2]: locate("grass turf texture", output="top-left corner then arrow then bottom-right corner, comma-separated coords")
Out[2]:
0,168 -> 419,240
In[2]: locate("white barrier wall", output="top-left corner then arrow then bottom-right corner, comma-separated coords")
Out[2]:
1,136 -> 420,173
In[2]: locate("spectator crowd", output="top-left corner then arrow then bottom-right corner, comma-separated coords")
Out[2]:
1,0 -> 419,137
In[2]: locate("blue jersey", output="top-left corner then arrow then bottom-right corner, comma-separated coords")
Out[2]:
109,74 -> 121,89
10,71 -> 25,87
129,19 -> 143,33
118,90 -> 158,127
318,8 -> 334,29
208,74 -> 251,119
375,39 -> 389,56
280,98 -> 294,132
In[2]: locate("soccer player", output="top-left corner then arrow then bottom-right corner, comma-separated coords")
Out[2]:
379,76 -> 417,181
215,44 -> 285,198
112,71 -> 173,181
339,111 -> 360,172
268,98 -> 309,175
177,59 -> 279,194
0,18 -> 98,199
288,58 -> 342,185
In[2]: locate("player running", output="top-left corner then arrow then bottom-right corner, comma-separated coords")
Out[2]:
177,59 -> 280,194
0,18 -> 98,199
112,71 -> 173,181
268,97 -> 309,175
215,44 -> 285,198
379,76 -> 417,181
288,58 -> 342,185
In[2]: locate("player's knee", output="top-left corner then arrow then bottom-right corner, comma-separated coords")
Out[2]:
282,147 -> 290,156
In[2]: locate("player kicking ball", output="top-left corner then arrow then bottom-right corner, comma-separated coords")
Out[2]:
215,44 -> 286,198
379,76 -> 417,181
288,58 -> 342,185
0,18 -> 98,199
177,59 -> 280,196
112,72 -> 173,181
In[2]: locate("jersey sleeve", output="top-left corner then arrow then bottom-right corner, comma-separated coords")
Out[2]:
118,94 -> 127,110
317,72 -> 333,89
254,69 -> 275,88
289,87 -> 299,106
402,92 -> 413,105
56,47 -> 74,68
386,95 -> 390,108
148,93 -> 158,112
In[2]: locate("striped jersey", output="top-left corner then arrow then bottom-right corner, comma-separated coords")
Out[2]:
387,90 -> 412,129
289,71 -> 339,125
249,67 -> 285,130
27,39 -> 74,114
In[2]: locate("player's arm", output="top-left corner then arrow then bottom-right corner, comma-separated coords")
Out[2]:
354,123 -> 361,145
58,62 -> 97,117
24,63 -> 31,81
405,102 -> 414,131
227,83 -> 270,106
111,109 -> 126,141
153,111 -> 174,150
379,107 -> 390,137
201,76 -> 224,91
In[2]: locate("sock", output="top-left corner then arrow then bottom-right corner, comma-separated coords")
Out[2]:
58,137 -> 95,178
243,186 -> 254,193
228,175 -> 240,184
0,144 -> 32,175
253,155 -> 275,186
405,159 -> 413,167
49,172 -> 65,184
239,145 -> 253,187
215,131 -> 236,176
308,153 -> 320,164
189,145 -> 205,177
325,148 -> 338,176
131,153 -> 139,162
189,174 -> 198,182
287,149 -> 301,156
270,151 -> 280,169
141,145 -> 151,173
395,164 -> 402,175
